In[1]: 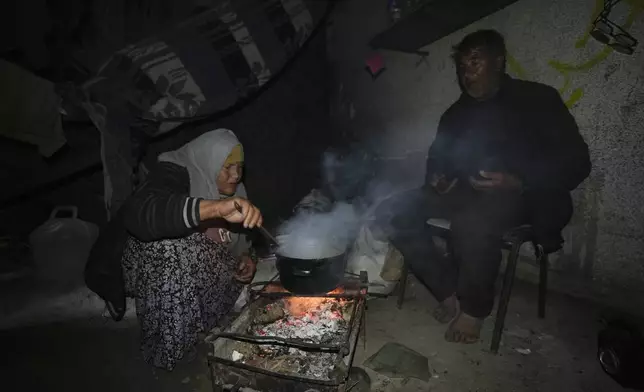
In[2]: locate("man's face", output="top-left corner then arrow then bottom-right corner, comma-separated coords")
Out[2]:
456,48 -> 503,100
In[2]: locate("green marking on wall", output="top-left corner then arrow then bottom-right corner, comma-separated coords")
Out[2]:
575,0 -> 605,48
565,88 -> 585,108
509,0 -> 643,108
507,53 -> 528,79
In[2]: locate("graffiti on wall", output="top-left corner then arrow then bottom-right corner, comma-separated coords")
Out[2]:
507,0 -> 643,108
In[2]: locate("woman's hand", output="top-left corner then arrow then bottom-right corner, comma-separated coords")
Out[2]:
200,197 -> 263,228
234,255 -> 256,283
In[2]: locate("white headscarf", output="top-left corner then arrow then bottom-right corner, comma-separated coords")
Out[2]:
158,128 -> 247,200
158,128 -> 249,256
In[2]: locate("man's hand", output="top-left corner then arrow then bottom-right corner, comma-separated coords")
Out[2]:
469,171 -> 522,191
204,197 -> 263,228
234,255 -> 256,283
431,174 -> 459,195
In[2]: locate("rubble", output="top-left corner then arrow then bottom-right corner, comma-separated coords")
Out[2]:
232,350 -> 244,362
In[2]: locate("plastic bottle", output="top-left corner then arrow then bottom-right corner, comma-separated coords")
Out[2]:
29,206 -> 99,289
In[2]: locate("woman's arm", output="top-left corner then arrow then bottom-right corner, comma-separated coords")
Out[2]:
124,163 -> 200,241
124,162 -> 263,242
198,199 -> 262,229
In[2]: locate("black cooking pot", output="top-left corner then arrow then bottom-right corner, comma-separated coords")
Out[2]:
275,237 -> 348,295
276,252 -> 347,295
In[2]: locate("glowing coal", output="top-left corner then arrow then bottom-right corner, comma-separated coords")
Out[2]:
237,296 -> 354,380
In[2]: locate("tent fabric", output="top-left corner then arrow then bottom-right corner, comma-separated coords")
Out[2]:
80,0 -> 331,218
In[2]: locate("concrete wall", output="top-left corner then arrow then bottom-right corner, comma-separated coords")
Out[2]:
328,0 -> 644,311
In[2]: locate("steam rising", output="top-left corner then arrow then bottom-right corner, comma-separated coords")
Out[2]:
277,202 -> 358,259
276,148 -> 414,259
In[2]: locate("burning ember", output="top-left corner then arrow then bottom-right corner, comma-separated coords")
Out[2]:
254,298 -> 349,340
283,288 -> 345,316
231,296 -> 354,380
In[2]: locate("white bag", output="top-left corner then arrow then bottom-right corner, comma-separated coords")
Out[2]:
347,224 -> 398,295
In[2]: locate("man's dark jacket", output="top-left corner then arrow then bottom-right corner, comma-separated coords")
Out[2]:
425,76 -> 591,252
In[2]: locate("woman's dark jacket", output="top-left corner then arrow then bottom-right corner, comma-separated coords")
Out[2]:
84,162 -> 203,316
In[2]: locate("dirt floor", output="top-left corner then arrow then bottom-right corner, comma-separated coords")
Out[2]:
0,277 -> 632,392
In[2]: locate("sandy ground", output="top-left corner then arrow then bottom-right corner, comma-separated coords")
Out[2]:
0,277 -> 630,392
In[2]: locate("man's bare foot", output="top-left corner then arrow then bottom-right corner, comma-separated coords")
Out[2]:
444,311 -> 483,343
432,295 -> 459,324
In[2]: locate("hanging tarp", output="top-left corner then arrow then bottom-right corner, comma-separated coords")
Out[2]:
93,0 -> 330,134
81,0 -> 332,217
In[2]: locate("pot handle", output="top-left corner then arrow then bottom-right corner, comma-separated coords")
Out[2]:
49,206 -> 78,220
291,267 -> 313,277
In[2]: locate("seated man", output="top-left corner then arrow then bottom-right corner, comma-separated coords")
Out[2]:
375,30 -> 591,343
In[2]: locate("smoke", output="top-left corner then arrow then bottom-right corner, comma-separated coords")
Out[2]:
321,146 -> 375,201
277,202 -> 359,259
275,147 -> 418,259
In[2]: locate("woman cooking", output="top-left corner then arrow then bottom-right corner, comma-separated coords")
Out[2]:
121,128 -> 262,370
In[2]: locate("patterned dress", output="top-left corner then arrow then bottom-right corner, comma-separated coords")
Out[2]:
122,232 -> 242,370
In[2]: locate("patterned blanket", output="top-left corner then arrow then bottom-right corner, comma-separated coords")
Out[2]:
81,0 -> 330,218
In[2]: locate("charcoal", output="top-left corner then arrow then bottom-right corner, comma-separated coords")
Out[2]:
254,302 -> 286,324
238,297 -> 355,380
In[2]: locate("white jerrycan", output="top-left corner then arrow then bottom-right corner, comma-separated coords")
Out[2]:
29,206 -> 99,288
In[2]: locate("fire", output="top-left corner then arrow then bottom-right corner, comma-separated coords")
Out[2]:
284,297 -> 327,317
263,282 -> 289,293
283,287 -> 344,317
